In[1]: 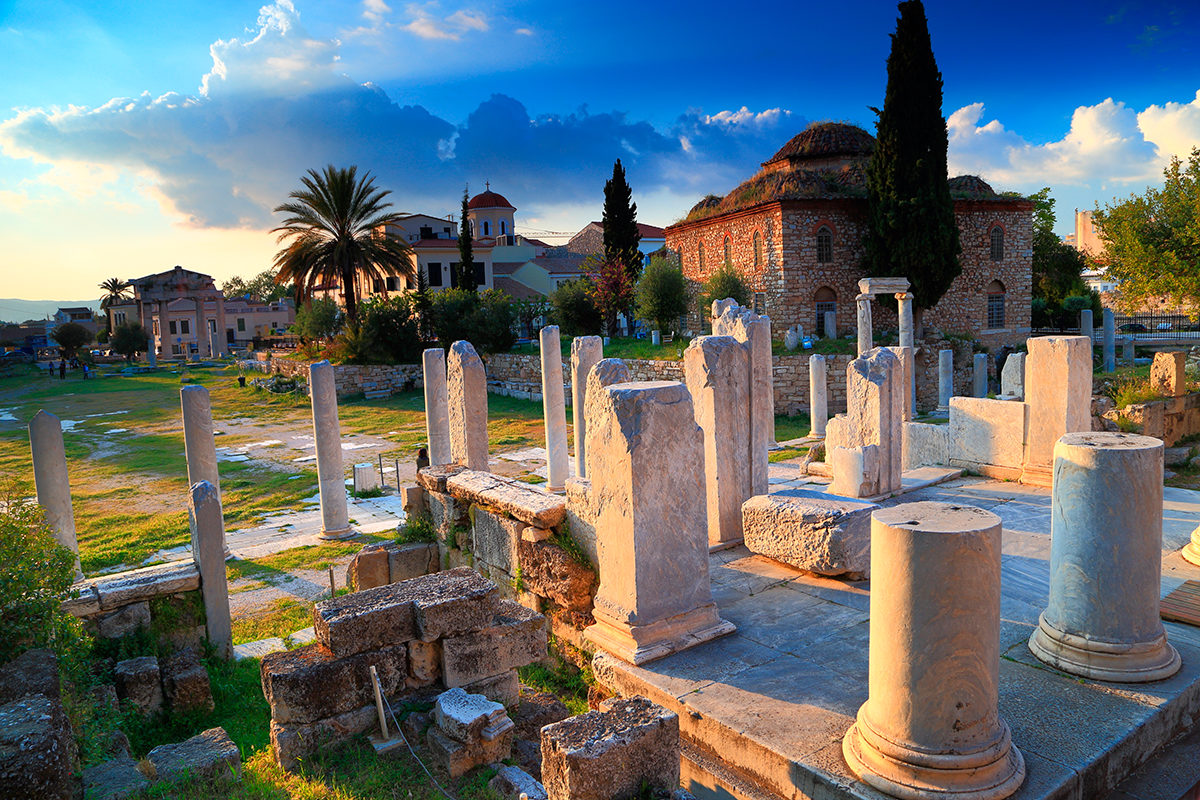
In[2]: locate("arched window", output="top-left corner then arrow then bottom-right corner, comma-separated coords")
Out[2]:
989,226 -> 1004,261
753,231 -> 762,268
814,286 -> 837,337
483,220 -> 490,237
698,241 -> 705,270
816,226 -> 833,263
500,220 -> 506,236
723,236 -> 732,265
986,280 -> 1006,329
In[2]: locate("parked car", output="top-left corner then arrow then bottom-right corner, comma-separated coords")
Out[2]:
1118,323 -> 1148,333
0,350 -> 34,363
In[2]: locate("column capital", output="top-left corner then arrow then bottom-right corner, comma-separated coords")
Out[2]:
894,292 -> 914,302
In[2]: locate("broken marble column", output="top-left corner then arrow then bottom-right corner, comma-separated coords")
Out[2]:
809,354 -> 827,438
937,349 -> 953,411
189,481 -> 232,659
583,359 -> 632,479
1028,432 -> 1180,682
893,346 -> 914,422
447,341 -> 489,472
28,410 -> 82,579
583,381 -> 735,664
843,502 -> 1025,799
1103,307 -> 1116,372
309,361 -> 351,540
685,336 -> 751,548
713,305 -> 772,495
1151,351 -> 1186,397
1020,336 -> 1092,486
1000,352 -> 1025,399
973,352 -> 988,397
539,326 -> 569,492
856,294 -> 872,356
896,293 -> 914,349
181,386 -> 220,503
422,348 -> 452,466
711,298 -> 737,322
1080,308 -> 1093,343
831,348 -> 902,498
1123,335 -> 1135,365
570,337 -> 603,480
896,292 -> 916,415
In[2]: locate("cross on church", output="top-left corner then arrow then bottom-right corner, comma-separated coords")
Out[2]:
484,181 -> 490,190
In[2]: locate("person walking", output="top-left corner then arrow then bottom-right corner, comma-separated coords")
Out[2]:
58,360 -> 66,379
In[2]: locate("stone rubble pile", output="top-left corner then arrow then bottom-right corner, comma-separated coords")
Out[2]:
426,687 -> 515,777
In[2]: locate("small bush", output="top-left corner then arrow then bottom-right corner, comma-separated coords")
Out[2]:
397,513 -> 436,544
700,262 -> 751,312
550,277 -> 603,337
635,254 -> 689,335
292,297 -> 343,340
430,288 -> 518,354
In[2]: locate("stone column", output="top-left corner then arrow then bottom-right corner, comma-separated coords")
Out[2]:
156,299 -> 168,361
1103,307 -> 1116,372
896,293 -> 915,416
937,349 -> 953,411
583,381 -> 735,665
714,306 -> 773,495
1123,335 -> 1135,365
570,336 -> 603,479
181,386 -> 220,502
584,359 -> 632,479
856,294 -> 872,356
28,410 -> 82,579
447,341 -> 489,471
843,502 -> 1025,799
1000,352 -> 1025,399
1020,336 -> 1092,486
309,361 -> 352,539
539,326 -> 569,492
422,348 -> 452,466
837,348 -> 903,497
824,311 -> 836,339
214,294 -> 228,357
1028,432 -> 1180,682
189,481 -> 232,659
194,299 -> 208,359
894,346 -> 914,421
973,352 -> 988,397
896,293 -> 914,349
1080,308 -> 1093,343
809,354 -> 827,438
685,336 -> 751,548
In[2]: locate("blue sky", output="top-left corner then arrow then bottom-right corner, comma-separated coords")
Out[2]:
2,0 -> 1198,300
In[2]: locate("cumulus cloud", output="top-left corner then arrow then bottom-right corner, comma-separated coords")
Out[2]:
401,3 -> 489,40
1138,90 -> 1200,163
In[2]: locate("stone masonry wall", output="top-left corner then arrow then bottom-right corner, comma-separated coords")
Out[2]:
247,358 -> 424,398
63,562 -> 207,648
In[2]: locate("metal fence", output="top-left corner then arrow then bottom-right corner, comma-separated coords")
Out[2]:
1034,311 -> 1200,341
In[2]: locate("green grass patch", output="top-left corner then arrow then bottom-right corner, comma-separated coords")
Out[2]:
231,597 -> 315,645
519,655 -> 591,716
516,473 -> 546,484
769,447 -> 809,463
774,412 -> 812,442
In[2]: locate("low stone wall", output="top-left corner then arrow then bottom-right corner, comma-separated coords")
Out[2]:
248,358 -> 423,398
1120,393 -> 1200,447
64,562 -> 207,649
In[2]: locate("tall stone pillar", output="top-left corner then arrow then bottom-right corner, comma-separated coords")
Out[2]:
1123,335 -> 1135,365
539,326 -> 569,492
937,349 -> 953,411
809,354 -> 827,438
181,386 -> 220,502
583,359 -> 632,479
1020,336 -> 1092,486
834,348 -> 903,498
973,352 -> 988,398
583,381 -> 735,664
29,410 -> 82,579
896,293 -> 915,415
214,294 -> 228,357
189,481 -> 232,659
194,299 -> 208,359
1028,432 -> 1180,682
856,294 -> 872,356
893,346 -> 914,421
843,502 -> 1025,799
896,293 -> 914,349
1080,308 -> 1093,343
156,299 -> 168,360
570,336 -> 603,479
309,361 -> 352,539
713,306 -> 773,495
1103,307 -> 1116,372
685,336 -> 751,548
824,310 -> 837,340
447,341 -> 489,471
422,348 -> 452,466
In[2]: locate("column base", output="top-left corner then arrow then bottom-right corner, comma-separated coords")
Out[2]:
842,706 -> 1025,800
1018,462 -> 1053,488
1027,612 -> 1181,683
584,603 -> 735,666
319,526 -> 357,541
808,431 -> 825,440
1182,527 -> 1200,566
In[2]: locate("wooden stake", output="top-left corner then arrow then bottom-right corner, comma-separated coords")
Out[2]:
370,665 -> 388,740
328,566 -> 335,597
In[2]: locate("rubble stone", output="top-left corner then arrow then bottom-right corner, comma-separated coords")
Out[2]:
271,705 -> 376,771
388,542 -> 438,583
445,470 -> 567,529
442,600 -> 547,687
82,756 -> 150,800
463,670 -> 521,707
489,764 -> 548,800
260,643 -> 407,724
0,693 -> 73,800
407,640 -> 441,687
434,687 -> 513,743
448,340 -> 490,471
114,656 -> 162,714
427,725 -> 514,778
95,562 -> 199,610
95,601 -> 152,639
347,543 -> 391,591
163,647 -> 214,714
148,727 -> 241,785
0,648 -> 59,704
742,491 -> 876,578
472,506 -> 525,575
416,463 -> 466,493
517,538 -> 596,613
1152,351 -> 1187,397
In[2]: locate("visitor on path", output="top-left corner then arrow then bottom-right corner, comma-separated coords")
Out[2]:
82,364 -> 89,380
58,361 -> 65,379
416,447 -> 430,472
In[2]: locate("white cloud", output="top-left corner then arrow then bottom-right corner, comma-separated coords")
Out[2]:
703,106 -> 790,129
447,10 -> 487,32
1138,90 -> 1200,163
514,27 -> 534,36
400,4 -> 489,41
362,0 -> 391,23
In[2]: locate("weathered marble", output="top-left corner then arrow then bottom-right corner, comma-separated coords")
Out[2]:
448,341 -> 489,471
189,481 -> 232,659
309,361 -> 351,539
1103,307 -> 1116,372
1151,351 -> 1186,398
1020,336 -> 1092,486
583,359 -> 632,479
28,410 -> 82,578
539,326 -> 569,491
973,352 -> 989,398
831,348 -> 902,498
1000,352 -> 1025,399
855,294 -> 872,356
809,354 -> 827,438
741,492 -> 875,577
422,348 -> 452,466
570,337 -> 603,479
181,386 -> 220,503
937,349 -> 953,411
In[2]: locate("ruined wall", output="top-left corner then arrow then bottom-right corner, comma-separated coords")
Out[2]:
63,562 -> 207,648
246,358 -> 424,398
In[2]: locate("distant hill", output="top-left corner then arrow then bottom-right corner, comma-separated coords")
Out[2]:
0,298 -> 101,325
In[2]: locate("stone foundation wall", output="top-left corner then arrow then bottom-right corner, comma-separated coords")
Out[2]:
1119,393 -> 1200,446
63,562 -> 207,649
244,358 -> 423,398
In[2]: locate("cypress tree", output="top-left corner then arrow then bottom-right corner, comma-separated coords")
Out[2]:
602,159 -> 643,283
457,186 -> 477,292
863,0 -> 961,311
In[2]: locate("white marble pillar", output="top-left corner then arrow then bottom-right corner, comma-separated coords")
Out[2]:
1020,336 -> 1092,486
539,326 -> 569,492
896,293 -> 914,349
422,348 -> 452,466
809,354 -> 827,438
214,295 -> 228,357
181,386 -> 220,502
844,501 -> 1025,799
856,294 -> 872,357
973,352 -> 988,398
896,292 -> 916,416
447,341 -> 489,471
189,480 -> 232,659
309,361 -> 352,539
570,337 -> 603,480
824,311 -> 836,340
1123,335 -> 1135,365
1029,432 -> 1180,682
29,410 -> 82,579
1103,307 -> 1116,372
937,349 -> 953,411
1080,308 -> 1093,343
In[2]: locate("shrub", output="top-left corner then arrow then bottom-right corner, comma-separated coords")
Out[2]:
430,288 -> 518,354
111,322 -> 149,362
550,277 -> 602,336
292,297 -> 343,340
430,288 -> 480,349
51,322 -> 93,358
701,262 -> 751,312
635,254 -> 690,334
357,295 -> 422,364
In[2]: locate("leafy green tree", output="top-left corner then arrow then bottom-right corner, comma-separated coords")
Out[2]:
603,159 -> 643,283
355,295 -> 423,364
636,255 -> 690,334
550,278 -> 603,337
587,257 -> 636,337
51,322 -> 93,358
456,187 -> 477,292
412,266 -> 432,340
513,297 -> 550,339
862,0 -> 961,311
1094,148 -> 1200,311
292,297 -> 342,340
223,270 -> 293,302
111,322 -> 149,362
1029,187 -> 1088,304
700,262 -> 751,312
272,165 -> 413,323
471,289 -> 517,353
430,288 -> 479,350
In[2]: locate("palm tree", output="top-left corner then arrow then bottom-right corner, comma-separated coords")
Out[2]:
98,277 -> 132,309
271,165 -> 413,323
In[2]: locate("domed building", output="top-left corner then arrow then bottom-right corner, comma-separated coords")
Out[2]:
665,122 -> 1033,347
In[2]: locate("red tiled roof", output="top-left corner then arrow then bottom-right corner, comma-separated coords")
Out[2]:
468,190 -> 515,210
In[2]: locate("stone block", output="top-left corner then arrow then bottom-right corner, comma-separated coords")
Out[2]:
427,724 -> 514,778
902,422 -> 949,470
388,542 -> 438,583
463,669 -> 521,707
1152,351 -> 1186,397
741,491 -> 877,578
82,756 -> 150,800
428,490 -> 470,538
0,648 -> 59,705
401,485 -> 426,515
564,477 -> 599,567
407,639 -> 441,687
448,340 -> 490,471
522,526 -> 552,542
829,443 -> 878,499
445,470 -> 567,529
1001,352 -> 1025,399
162,647 -> 214,715
513,688 -> 571,741
416,464 -> 465,493
347,543 -> 391,592
260,643 -> 407,724
94,562 -> 200,611
517,538 -> 597,614
62,583 -> 100,617
1022,336 -> 1092,484
95,601 -> 152,639
489,765 -> 548,800
147,727 -> 241,785
0,694 -> 73,800
948,396 -> 1028,469
434,686 -> 514,743
541,696 -> 680,800
442,600 -> 547,687
270,705 -> 376,772
114,656 -> 162,714
472,506 -> 525,575
843,348 -> 903,496
406,567 -> 500,641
